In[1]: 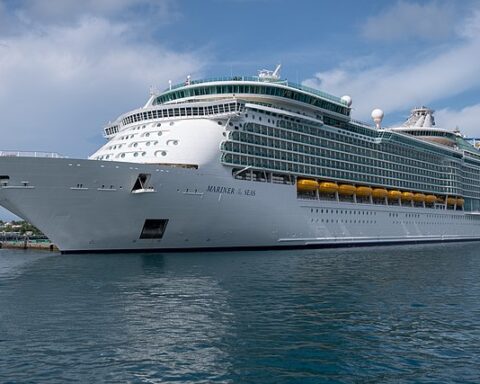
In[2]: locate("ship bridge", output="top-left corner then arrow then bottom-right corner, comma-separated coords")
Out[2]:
149,70 -> 351,118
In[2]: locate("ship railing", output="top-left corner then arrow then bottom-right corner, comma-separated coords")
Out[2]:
350,119 -> 374,128
166,76 -> 345,105
0,151 -> 65,158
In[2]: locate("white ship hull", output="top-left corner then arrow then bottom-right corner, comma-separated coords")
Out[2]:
1,156 -> 480,253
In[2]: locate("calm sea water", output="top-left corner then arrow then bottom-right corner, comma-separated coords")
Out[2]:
1,244 -> 480,383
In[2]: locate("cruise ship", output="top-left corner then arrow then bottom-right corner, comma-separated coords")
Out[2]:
1,65 -> 480,253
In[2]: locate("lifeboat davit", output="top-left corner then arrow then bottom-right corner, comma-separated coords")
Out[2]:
401,192 -> 414,202
297,179 -> 318,192
456,198 -> 465,207
338,184 -> 356,196
372,188 -> 388,199
425,195 -> 437,204
356,186 -> 372,197
413,193 -> 426,203
387,190 -> 401,200
318,182 -> 338,194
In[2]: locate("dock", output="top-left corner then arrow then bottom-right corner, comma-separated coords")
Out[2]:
0,240 -> 58,251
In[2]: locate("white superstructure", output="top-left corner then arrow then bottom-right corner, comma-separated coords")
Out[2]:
1,69 -> 480,253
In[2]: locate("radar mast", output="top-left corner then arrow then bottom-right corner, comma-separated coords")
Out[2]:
258,64 -> 282,82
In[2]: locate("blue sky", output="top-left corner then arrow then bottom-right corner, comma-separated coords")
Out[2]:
0,0 -> 479,220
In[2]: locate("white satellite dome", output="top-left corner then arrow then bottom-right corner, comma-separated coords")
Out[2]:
371,108 -> 384,119
371,108 -> 384,128
341,95 -> 352,107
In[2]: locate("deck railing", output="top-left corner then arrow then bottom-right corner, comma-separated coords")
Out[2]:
0,151 -> 65,158
166,76 -> 346,104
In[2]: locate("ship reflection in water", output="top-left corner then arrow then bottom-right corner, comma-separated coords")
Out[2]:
0,243 -> 479,383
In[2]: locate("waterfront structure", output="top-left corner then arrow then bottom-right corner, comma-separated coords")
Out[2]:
1,66 -> 480,253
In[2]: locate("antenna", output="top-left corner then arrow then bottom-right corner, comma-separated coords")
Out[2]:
168,80 -> 172,90
149,85 -> 159,96
272,64 -> 281,78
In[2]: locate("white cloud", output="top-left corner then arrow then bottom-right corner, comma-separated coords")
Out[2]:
436,104 -> 480,136
303,5 -> 480,132
0,1 -> 15,33
0,13 -> 205,158
362,1 -> 456,42
459,8 -> 480,39
11,0 -> 177,28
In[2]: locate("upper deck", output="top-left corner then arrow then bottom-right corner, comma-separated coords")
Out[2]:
151,76 -> 351,117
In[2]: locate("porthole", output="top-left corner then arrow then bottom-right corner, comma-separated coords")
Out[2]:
145,133 -> 150,137
121,153 -> 125,158
169,122 -> 174,126
142,152 -> 146,156
133,143 -> 138,147
217,121 -> 223,125
161,151 -> 167,156
146,142 -> 151,146
156,123 -> 161,127
158,132 -> 162,136
134,152 -> 138,157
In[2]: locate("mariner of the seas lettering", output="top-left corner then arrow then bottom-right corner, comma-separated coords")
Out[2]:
206,185 -> 256,196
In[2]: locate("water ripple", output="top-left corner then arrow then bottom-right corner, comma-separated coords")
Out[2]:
1,243 -> 480,383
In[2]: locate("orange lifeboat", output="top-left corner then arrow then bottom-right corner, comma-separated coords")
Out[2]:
401,192 -> 414,202
425,195 -> 437,204
413,193 -> 426,203
387,190 -> 401,200
371,188 -> 388,199
356,186 -> 373,197
297,179 -> 318,192
446,197 -> 456,206
456,198 -> 465,207
436,197 -> 445,204
318,182 -> 338,194
338,184 -> 356,196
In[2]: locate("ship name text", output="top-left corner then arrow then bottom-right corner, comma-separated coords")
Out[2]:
207,185 -> 256,196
